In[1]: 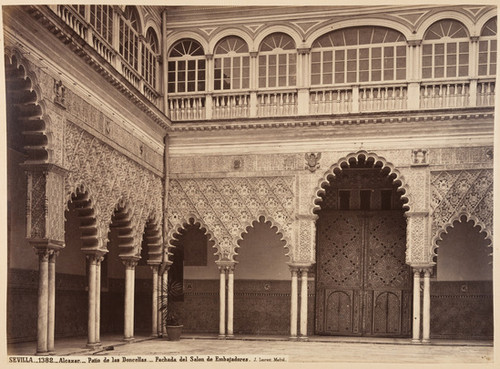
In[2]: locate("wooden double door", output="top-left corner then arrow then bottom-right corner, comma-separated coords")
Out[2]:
315,210 -> 412,337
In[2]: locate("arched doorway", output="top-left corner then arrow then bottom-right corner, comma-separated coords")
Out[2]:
315,154 -> 411,337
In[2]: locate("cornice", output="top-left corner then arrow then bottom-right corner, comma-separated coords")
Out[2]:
23,5 -> 171,131
169,107 -> 494,133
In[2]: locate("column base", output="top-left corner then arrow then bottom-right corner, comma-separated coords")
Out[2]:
35,351 -> 49,356
421,338 -> 430,344
226,334 -> 234,339
122,337 -> 135,343
218,334 -> 226,340
411,339 -> 422,344
289,336 -> 298,341
298,336 -> 309,342
86,342 -> 101,349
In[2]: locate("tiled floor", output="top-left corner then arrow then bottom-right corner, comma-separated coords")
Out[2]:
7,334 -> 494,365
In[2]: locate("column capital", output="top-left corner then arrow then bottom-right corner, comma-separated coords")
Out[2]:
249,51 -> 258,58
297,47 -> 311,55
407,39 -> 422,47
404,211 -> 429,218
216,261 -> 236,272
149,264 -> 160,273
205,53 -> 213,60
122,258 -> 140,269
470,36 -> 479,43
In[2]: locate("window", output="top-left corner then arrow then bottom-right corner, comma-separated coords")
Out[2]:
311,27 -> 406,85
214,36 -> 250,90
90,5 -> 113,44
119,6 -> 140,70
478,17 -> 497,76
71,4 -> 86,17
143,28 -> 159,88
258,33 -> 297,88
422,20 -> 469,79
168,39 -> 206,93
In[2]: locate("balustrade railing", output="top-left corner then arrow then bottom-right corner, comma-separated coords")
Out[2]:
359,85 -> 407,112
121,62 -> 141,90
420,81 -> 470,109
257,91 -> 297,117
144,83 -> 161,107
92,33 -> 114,65
57,5 -> 87,40
477,80 -> 495,107
310,88 -> 352,114
168,95 -> 206,121
213,93 -> 250,119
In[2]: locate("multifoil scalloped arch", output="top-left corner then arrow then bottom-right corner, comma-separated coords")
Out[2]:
311,150 -> 411,214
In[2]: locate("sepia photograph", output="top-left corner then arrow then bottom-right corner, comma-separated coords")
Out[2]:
1,1 -> 497,367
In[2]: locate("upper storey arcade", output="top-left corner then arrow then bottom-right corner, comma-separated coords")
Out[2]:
165,6 -> 497,121
14,5 -> 496,123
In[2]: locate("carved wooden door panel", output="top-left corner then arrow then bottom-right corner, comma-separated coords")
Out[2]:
316,211 -> 411,337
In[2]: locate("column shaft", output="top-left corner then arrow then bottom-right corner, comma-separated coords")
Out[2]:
422,269 -> 431,342
161,271 -> 169,335
219,268 -> 226,337
47,253 -> 56,353
36,251 -> 49,354
95,258 -> 102,344
412,269 -> 421,342
87,257 -> 97,346
151,266 -> 159,336
123,262 -> 136,341
227,268 -> 234,337
299,269 -> 308,338
290,268 -> 298,339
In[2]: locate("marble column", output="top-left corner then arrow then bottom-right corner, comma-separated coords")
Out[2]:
123,259 -> 139,341
289,266 -> 299,339
47,251 -> 57,353
218,266 -> 227,338
412,268 -> 421,342
227,265 -> 235,337
422,268 -> 431,342
35,249 -> 50,355
87,254 -> 98,347
95,255 -> 103,345
161,267 -> 170,336
299,267 -> 309,339
151,265 -> 159,337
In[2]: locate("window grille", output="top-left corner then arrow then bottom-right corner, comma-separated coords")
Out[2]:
214,36 -> 250,90
119,6 -> 140,71
90,5 -> 113,44
478,17 -> 497,76
168,39 -> 206,93
422,20 -> 469,79
258,33 -> 297,88
311,27 -> 406,85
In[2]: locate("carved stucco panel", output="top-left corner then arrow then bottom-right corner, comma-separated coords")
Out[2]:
26,171 -> 47,239
46,170 -> 65,241
46,110 -> 65,167
400,166 -> 429,212
167,176 -> 295,261
64,122 -> 163,253
405,213 -> 429,265
431,169 -> 493,248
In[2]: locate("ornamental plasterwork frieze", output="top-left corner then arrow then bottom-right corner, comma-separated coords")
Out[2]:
167,176 -> 295,262
64,122 -> 163,255
430,169 -> 493,251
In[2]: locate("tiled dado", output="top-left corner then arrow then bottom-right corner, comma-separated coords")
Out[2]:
430,281 -> 493,340
183,279 -> 315,335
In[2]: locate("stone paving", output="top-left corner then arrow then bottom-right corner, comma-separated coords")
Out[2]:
7,334 -> 494,367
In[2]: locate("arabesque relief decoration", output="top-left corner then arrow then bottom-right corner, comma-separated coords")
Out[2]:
431,169 -> 493,254
64,122 -> 163,258
167,176 -> 295,261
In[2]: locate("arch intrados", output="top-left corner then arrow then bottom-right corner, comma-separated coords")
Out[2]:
433,213 -> 492,257
235,215 -> 289,259
313,151 -> 410,213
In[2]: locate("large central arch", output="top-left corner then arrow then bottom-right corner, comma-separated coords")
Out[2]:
313,151 -> 412,337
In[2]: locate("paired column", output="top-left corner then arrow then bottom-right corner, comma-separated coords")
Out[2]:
217,262 -> 236,338
160,265 -> 171,336
288,264 -> 310,340
85,252 -> 105,348
411,267 -> 433,343
122,258 -> 139,341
